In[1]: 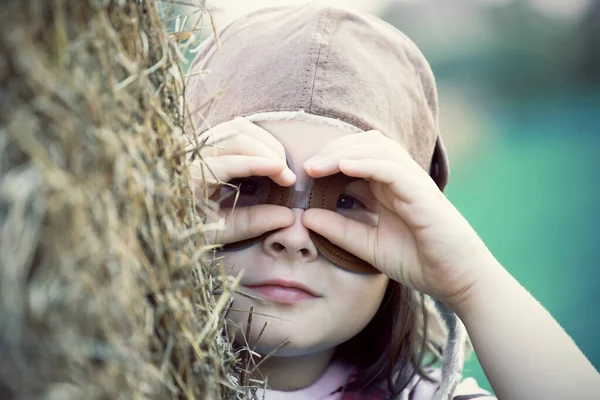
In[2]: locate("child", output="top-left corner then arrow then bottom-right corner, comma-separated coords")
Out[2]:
185,2 -> 600,399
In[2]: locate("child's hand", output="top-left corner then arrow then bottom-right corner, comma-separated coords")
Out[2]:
302,130 -> 496,311
188,117 -> 296,245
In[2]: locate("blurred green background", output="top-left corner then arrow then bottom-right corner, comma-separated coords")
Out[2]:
378,0 -> 600,392
169,0 -> 600,393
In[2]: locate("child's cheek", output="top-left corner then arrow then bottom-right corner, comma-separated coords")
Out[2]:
328,271 -> 389,335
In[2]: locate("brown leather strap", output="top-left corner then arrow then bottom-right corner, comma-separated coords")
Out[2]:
310,231 -> 379,274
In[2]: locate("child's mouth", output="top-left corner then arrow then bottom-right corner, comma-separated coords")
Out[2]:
244,281 -> 319,304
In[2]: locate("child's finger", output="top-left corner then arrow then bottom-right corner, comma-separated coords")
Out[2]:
228,117 -> 287,160
306,144 -> 424,179
196,155 -> 294,187
303,144 -> 398,177
301,208 -> 378,268
214,205 -> 295,245
338,159 -> 440,208
200,131 -> 282,160
190,117 -> 287,160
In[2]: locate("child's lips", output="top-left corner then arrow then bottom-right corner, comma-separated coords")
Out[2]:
244,280 -> 320,304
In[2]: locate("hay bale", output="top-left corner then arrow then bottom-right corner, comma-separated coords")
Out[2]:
0,1 -> 242,399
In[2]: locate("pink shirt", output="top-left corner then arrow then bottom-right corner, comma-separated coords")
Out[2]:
254,360 -> 349,400
254,360 -> 495,400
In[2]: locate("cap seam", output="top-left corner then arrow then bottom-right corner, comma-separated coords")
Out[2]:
308,6 -> 329,112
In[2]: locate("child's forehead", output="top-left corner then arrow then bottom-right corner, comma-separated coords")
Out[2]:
253,112 -> 362,148
258,119 -> 351,160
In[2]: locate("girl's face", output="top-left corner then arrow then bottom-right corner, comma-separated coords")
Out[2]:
222,119 -> 389,358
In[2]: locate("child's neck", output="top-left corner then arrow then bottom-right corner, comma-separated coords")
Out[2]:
252,348 -> 335,391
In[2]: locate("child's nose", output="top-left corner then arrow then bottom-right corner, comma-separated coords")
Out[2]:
262,209 -> 318,261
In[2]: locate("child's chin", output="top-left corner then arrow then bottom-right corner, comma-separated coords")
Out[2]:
251,340 -> 335,358
230,326 -> 336,358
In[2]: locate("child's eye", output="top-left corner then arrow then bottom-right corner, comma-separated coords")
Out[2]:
336,193 -> 363,210
219,177 -> 265,208
335,184 -> 379,227
231,178 -> 261,196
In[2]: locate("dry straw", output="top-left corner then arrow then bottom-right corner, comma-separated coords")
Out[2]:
0,1 -> 250,399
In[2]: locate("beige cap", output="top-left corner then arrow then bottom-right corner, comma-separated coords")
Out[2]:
186,1 -> 449,190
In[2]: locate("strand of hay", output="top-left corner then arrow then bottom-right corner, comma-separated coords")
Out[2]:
0,1 -> 246,399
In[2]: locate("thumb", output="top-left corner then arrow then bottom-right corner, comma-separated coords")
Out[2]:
212,205 -> 295,245
302,208 -> 377,266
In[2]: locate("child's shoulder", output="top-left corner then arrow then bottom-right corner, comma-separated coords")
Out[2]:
400,367 -> 495,400
341,367 -> 496,400
399,367 -> 495,400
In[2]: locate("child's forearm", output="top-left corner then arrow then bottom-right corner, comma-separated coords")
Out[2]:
455,258 -> 600,400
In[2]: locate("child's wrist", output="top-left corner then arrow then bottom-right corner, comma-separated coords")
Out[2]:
445,254 -> 508,319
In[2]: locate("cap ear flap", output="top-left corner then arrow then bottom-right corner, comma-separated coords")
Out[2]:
429,135 -> 449,192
